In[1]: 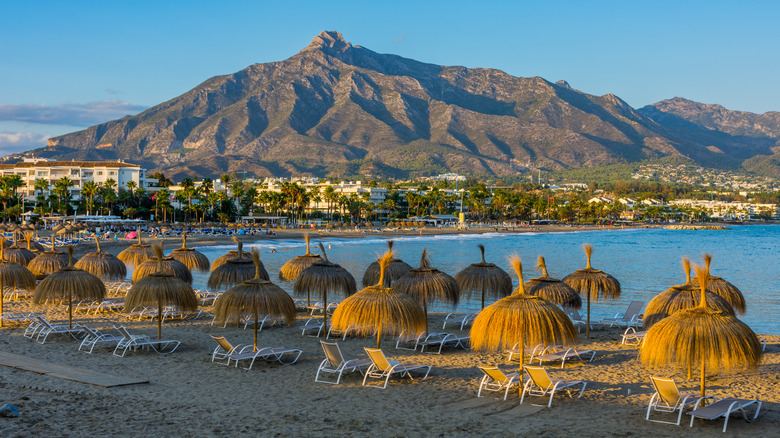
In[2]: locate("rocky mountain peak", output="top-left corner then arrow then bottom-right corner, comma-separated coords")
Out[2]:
306,30 -> 352,52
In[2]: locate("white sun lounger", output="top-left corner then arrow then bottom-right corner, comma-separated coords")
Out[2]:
78,326 -> 124,354
646,376 -> 707,426
687,397 -> 762,432
521,365 -> 587,408
362,348 -> 432,389
112,325 -> 181,357
621,327 -> 647,346
601,301 -> 644,328
529,345 -> 596,368
315,340 -> 372,384
477,366 -> 521,400
442,312 -> 478,330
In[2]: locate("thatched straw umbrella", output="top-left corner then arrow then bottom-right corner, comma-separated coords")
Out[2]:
4,232 -> 37,267
293,242 -> 357,334
132,242 -> 192,284
125,244 -> 197,339
213,249 -> 297,350
454,244 -> 512,310
0,239 -> 36,327
211,237 -> 254,270
361,241 -> 412,287
392,249 -> 459,335
28,236 -> 71,280
643,257 -> 734,330
278,234 -> 321,281
331,250 -> 425,348
22,231 -> 45,252
470,256 -> 578,382
208,241 -> 265,290
640,264 -> 762,398
562,244 -> 621,339
74,236 -> 127,281
117,230 -> 153,267
691,254 -> 746,314
32,246 -> 105,329
169,232 -> 210,273
524,256 -> 581,309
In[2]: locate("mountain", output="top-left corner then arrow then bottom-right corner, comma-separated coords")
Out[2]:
20,31 -> 780,180
638,97 -> 780,178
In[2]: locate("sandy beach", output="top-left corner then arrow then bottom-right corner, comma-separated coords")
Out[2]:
1,228 -> 777,437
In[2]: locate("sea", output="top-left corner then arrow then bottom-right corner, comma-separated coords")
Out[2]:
181,225 -> 780,335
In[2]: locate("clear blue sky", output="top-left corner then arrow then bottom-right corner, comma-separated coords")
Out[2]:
1,0 -> 778,154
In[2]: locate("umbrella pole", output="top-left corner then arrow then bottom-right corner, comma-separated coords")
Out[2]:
376,322 -> 382,349
68,289 -> 73,329
423,295 -> 429,335
0,275 -> 4,328
157,297 -> 162,339
481,290 -> 485,310
586,288 -> 591,339
322,289 -> 328,338
700,358 -> 706,399
254,314 -> 258,351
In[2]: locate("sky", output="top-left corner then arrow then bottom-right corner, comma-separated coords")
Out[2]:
1,0 -> 779,155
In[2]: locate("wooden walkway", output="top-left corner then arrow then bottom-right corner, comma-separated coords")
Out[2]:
0,351 -> 149,387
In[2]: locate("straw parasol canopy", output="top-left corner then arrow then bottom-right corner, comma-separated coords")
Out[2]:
28,236 -> 71,280
454,244 -> 512,309
361,241 -> 412,287
293,242 -> 357,334
169,232 -> 210,273
132,242 -> 192,284
640,263 -> 762,398
213,249 -> 297,350
0,239 -> 36,327
278,234 -> 321,281
524,256 -> 582,309
691,254 -> 746,314
32,246 -> 105,329
125,244 -> 197,339
4,233 -> 37,267
208,241 -> 265,290
331,249 -> 425,348
74,236 -> 128,281
117,230 -> 153,267
643,257 -> 734,330
562,244 -> 621,339
470,255 -> 578,380
392,249 -> 460,335
211,237 -> 254,270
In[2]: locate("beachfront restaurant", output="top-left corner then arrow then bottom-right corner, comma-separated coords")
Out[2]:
415,214 -> 459,227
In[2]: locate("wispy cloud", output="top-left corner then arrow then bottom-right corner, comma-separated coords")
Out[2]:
393,34 -> 406,43
106,88 -> 121,95
0,100 -> 148,127
0,131 -> 51,156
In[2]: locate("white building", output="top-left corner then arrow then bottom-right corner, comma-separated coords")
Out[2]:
0,158 -> 157,201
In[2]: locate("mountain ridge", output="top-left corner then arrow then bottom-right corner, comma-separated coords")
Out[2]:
15,31 -> 779,180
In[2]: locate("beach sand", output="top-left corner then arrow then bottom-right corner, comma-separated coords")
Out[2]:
1,229 -> 777,437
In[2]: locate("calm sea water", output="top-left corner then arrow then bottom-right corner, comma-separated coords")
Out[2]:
179,225 -> 780,335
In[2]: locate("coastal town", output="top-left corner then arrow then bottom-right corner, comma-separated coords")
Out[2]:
0,157 -> 777,227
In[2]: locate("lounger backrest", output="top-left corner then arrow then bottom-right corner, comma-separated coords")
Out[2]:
650,377 -> 681,406
114,325 -> 133,340
364,348 -> 392,372
562,306 -> 582,321
525,365 -> 553,389
478,366 -> 508,383
210,335 -> 234,353
625,301 -> 644,318
321,341 -> 344,367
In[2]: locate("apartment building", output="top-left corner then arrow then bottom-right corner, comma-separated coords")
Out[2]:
0,158 -> 158,201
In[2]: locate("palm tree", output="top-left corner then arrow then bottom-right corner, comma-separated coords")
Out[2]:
323,185 -> 337,221
81,181 -> 99,215
34,178 -> 49,215
220,174 -> 232,198
53,176 -> 74,215
6,174 -> 24,208
0,178 -> 12,221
